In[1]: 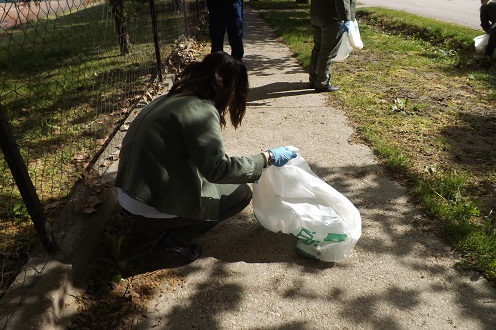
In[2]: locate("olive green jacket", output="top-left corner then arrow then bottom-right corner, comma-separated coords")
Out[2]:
310,0 -> 356,23
114,95 -> 265,221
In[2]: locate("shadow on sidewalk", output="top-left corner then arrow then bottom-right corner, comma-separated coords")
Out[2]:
248,81 -> 315,105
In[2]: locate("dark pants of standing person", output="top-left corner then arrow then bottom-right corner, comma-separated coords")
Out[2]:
208,0 -> 244,60
308,21 -> 343,89
486,27 -> 496,58
136,183 -> 252,245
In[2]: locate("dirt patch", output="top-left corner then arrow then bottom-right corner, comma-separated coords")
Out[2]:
69,206 -> 189,329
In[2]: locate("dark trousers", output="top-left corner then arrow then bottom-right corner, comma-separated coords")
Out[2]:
486,28 -> 496,58
208,0 -> 244,60
137,183 -> 252,245
308,20 -> 342,89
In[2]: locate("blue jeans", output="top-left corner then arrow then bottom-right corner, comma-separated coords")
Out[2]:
208,0 -> 244,60
308,20 -> 343,88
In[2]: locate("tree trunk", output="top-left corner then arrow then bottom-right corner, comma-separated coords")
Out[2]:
115,13 -> 130,56
111,0 -> 130,56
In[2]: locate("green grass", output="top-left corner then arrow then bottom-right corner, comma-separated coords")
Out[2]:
248,1 -> 496,283
0,1 -> 184,214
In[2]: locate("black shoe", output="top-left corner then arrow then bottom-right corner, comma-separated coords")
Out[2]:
154,231 -> 202,266
315,85 -> 340,92
309,82 -> 316,89
158,244 -> 202,263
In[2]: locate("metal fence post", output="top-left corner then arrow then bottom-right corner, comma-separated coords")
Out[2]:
0,106 -> 59,253
183,0 -> 189,36
196,0 -> 200,22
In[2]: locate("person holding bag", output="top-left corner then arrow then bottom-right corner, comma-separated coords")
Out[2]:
309,0 -> 356,92
480,0 -> 496,59
114,52 -> 296,266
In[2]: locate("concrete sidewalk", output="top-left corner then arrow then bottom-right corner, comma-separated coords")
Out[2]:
134,7 -> 496,330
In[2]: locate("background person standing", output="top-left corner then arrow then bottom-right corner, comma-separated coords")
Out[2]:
480,0 -> 496,58
207,0 -> 244,60
309,0 -> 356,92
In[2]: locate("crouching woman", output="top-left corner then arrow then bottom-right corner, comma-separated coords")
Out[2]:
114,52 -> 296,266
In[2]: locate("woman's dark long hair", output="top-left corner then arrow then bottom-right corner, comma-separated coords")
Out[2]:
167,52 -> 249,128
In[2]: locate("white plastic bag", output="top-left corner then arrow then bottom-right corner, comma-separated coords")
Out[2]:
349,20 -> 364,50
252,152 -> 361,262
332,20 -> 363,62
474,34 -> 489,53
332,33 -> 353,62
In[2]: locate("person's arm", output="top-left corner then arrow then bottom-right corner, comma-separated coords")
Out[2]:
261,151 -> 271,167
350,0 -> 356,21
179,100 -> 265,184
481,4 -> 491,32
335,0 -> 353,21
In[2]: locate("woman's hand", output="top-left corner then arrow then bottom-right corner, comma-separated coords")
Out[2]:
267,147 -> 297,167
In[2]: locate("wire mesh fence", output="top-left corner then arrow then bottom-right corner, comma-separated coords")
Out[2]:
0,0 -> 207,327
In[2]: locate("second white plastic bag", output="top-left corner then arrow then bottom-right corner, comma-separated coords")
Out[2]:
332,20 -> 363,62
252,153 -> 361,262
474,34 -> 489,53
349,20 -> 364,50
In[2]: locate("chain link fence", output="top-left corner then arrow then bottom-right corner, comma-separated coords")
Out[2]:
0,0 -> 207,327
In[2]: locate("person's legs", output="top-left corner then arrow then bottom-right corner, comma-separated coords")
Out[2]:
309,24 -> 321,87
217,183 -> 252,220
226,0 -> 244,60
485,28 -> 496,58
209,1 -> 227,53
157,183 -> 252,245
122,212 -> 203,264
314,22 -> 342,89
134,183 -> 251,264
